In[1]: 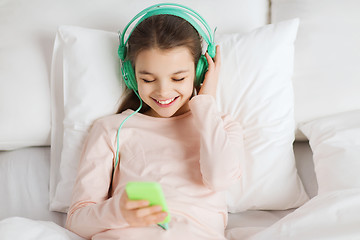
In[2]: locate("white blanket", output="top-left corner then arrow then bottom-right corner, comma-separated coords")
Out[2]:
227,189 -> 360,240
0,217 -> 84,240
2,189 -> 359,240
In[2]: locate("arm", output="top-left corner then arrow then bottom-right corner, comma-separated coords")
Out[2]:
65,120 -> 128,238
190,45 -> 243,191
189,95 -> 243,191
66,119 -> 168,238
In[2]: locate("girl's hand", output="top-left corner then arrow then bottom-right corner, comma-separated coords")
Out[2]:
198,45 -> 221,98
120,191 -> 168,227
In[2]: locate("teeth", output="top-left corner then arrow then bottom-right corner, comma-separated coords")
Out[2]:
157,97 -> 176,104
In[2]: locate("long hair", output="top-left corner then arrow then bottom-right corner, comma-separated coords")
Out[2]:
117,14 -> 202,114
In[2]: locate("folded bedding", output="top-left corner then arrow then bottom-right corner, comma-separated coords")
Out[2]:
246,189 -> 360,240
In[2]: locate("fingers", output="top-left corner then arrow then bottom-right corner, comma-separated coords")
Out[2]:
136,205 -> 162,218
205,52 -> 214,69
198,45 -> 221,98
125,199 -> 149,210
142,210 -> 168,225
214,45 -> 221,66
205,45 -> 221,69
129,205 -> 167,226
120,192 -> 168,227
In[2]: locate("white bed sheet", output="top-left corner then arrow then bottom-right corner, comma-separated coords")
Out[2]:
0,141 -> 316,238
0,147 -> 65,226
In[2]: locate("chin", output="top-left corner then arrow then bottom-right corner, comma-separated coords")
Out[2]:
147,98 -> 189,118
152,109 -> 178,118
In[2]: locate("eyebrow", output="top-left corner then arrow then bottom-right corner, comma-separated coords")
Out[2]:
138,70 -> 189,75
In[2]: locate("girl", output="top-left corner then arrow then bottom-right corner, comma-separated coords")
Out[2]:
66,6 -> 244,240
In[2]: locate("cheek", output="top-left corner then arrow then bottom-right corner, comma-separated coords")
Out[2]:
176,84 -> 193,100
184,79 -> 195,95
137,81 -> 151,99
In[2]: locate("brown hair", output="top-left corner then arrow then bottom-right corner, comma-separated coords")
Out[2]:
117,14 -> 202,114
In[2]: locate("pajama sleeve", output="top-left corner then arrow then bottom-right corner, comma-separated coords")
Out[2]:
65,120 -> 129,239
189,94 -> 244,191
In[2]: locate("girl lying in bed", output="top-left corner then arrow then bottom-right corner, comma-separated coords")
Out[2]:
65,3 -> 244,240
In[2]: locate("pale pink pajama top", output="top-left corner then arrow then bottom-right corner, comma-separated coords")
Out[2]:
66,95 -> 244,240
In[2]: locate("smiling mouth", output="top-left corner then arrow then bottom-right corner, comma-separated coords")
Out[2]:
152,96 -> 179,107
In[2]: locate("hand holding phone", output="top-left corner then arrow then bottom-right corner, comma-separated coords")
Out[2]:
120,182 -> 170,229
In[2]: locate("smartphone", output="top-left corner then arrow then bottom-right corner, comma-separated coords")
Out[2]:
125,181 -> 171,229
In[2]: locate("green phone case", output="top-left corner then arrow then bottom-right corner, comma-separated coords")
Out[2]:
125,182 -> 171,225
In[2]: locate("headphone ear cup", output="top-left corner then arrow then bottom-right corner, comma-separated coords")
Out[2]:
195,55 -> 208,86
118,45 -> 127,61
121,60 -> 138,91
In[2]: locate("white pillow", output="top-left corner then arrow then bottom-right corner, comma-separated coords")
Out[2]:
299,110 -> 360,194
50,26 -> 124,212
50,19 -> 308,213
271,0 -> 360,140
217,19 -> 308,212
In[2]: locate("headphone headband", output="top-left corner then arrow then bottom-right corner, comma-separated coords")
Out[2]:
118,3 -> 215,60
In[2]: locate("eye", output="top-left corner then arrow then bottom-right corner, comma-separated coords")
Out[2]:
173,77 -> 185,82
141,78 -> 155,83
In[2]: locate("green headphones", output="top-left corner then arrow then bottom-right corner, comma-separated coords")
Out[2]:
118,3 -> 216,91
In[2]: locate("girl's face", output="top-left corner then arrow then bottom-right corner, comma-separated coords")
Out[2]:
135,47 -> 195,118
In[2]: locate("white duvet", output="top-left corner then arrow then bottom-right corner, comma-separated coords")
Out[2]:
227,189 -> 360,240
0,217 -> 84,240
1,189 -> 359,240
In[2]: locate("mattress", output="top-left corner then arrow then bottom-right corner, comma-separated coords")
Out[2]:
0,141 -> 316,237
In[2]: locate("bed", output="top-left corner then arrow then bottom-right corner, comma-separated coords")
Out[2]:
1,0 -> 360,239
0,143 -> 310,238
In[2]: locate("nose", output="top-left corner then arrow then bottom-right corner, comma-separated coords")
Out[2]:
157,79 -> 172,96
